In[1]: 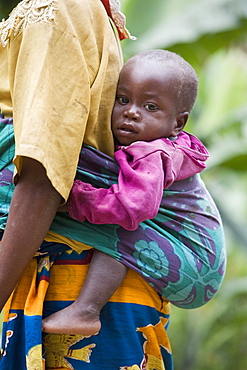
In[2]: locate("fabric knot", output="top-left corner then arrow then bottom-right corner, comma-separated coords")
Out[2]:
100,0 -> 136,40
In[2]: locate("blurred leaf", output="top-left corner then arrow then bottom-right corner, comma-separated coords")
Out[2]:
192,49 -> 247,140
221,278 -> 247,298
221,154 -> 247,170
205,134 -> 247,169
122,0 -> 247,62
0,0 -> 18,19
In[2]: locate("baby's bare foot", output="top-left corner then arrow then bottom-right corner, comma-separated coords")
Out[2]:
42,303 -> 101,336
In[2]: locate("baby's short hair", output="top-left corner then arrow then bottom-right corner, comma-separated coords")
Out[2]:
126,49 -> 198,113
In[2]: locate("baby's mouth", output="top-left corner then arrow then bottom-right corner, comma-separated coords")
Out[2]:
117,124 -> 137,135
119,127 -> 134,133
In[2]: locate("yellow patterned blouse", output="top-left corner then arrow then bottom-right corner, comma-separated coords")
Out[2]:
0,0 -> 123,201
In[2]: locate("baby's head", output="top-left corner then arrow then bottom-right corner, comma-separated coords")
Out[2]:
112,49 -> 198,146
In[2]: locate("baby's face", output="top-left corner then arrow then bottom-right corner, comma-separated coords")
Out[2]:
111,59 -> 180,146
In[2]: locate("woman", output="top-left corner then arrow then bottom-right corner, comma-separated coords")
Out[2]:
0,0 -> 173,369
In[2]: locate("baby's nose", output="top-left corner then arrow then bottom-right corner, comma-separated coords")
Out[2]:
123,107 -> 140,121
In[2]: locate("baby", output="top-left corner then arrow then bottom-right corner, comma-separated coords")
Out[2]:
42,49 -> 226,336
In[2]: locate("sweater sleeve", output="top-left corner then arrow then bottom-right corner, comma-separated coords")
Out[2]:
67,136 -> 208,230
68,148 -> 165,230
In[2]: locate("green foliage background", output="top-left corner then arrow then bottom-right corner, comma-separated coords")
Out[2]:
1,1 -> 247,369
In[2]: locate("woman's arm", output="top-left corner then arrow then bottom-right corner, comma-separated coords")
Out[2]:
0,157 -> 62,311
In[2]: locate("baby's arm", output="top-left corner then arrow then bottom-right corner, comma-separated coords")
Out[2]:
68,150 -> 165,230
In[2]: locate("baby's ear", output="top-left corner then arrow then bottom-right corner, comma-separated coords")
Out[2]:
173,112 -> 189,135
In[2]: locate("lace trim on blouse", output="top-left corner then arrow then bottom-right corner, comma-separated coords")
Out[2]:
0,0 -> 57,47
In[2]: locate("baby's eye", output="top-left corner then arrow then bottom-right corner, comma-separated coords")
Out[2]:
144,103 -> 159,111
116,96 -> 129,105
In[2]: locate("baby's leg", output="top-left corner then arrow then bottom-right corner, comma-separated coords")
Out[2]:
42,250 -> 128,336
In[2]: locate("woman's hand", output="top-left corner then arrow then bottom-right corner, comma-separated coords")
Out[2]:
58,203 -> 68,212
